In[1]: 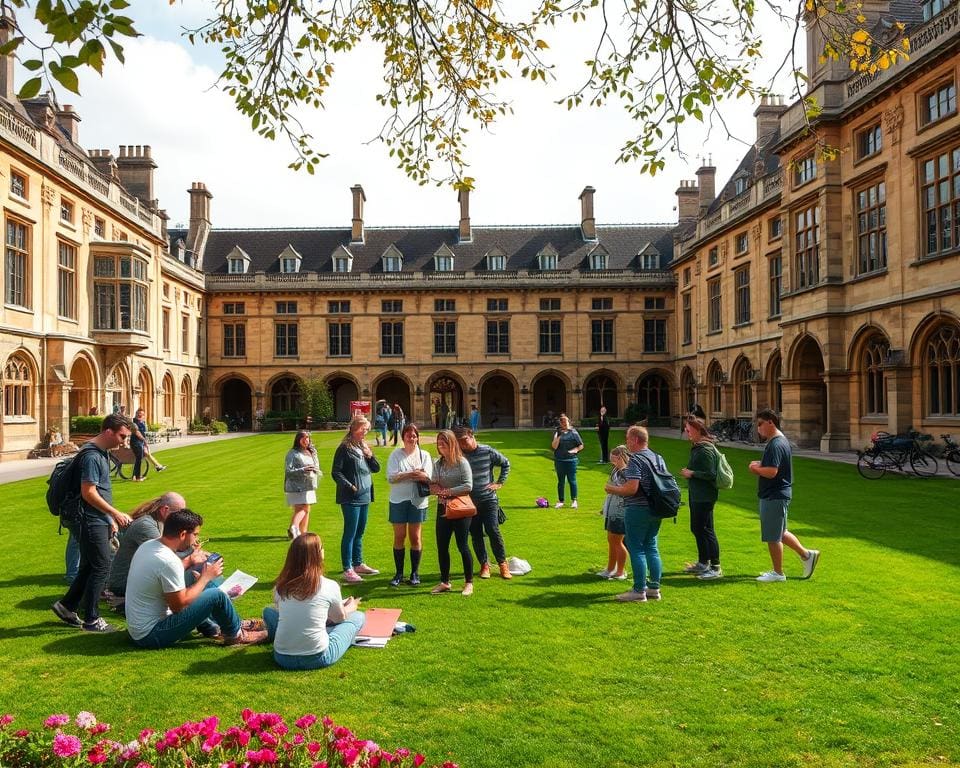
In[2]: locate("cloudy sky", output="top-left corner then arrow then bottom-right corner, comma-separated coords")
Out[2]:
20,3 -> 798,230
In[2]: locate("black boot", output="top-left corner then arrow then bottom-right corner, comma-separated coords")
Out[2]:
409,548 -> 422,586
390,549 -> 405,587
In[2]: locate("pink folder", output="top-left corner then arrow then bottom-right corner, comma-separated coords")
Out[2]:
359,608 -> 402,638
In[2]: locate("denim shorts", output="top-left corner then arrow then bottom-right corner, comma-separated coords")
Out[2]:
389,500 -> 428,524
759,498 -> 789,542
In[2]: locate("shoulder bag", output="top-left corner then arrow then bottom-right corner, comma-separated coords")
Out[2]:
443,494 -> 477,519
415,449 -> 432,498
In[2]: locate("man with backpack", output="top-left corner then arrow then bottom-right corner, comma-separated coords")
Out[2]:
749,409 -> 820,582
606,425 -> 680,603
52,413 -> 134,632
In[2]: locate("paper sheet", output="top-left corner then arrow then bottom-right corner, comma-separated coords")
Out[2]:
218,569 -> 258,599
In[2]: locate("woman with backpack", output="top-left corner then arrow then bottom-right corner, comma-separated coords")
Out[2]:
679,416 -> 722,580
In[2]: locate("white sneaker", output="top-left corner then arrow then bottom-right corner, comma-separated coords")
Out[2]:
698,567 -> 723,580
597,569 -> 613,579
756,571 -> 786,582
611,572 -> 628,581
801,549 -> 820,579
554,502 -> 564,509
571,500 -> 578,509
342,569 -> 363,584
288,525 -> 299,540
683,561 -> 709,574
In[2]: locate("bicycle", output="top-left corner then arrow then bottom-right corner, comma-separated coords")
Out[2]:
710,418 -> 736,443
109,445 -> 150,481
941,434 -> 960,477
856,430 -> 939,479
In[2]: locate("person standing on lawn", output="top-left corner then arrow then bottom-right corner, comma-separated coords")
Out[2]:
131,408 -> 167,481
386,423 -> 433,587
596,405 -> 611,463
469,403 -> 480,432
606,425 -> 667,603
749,409 -> 820,582
285,430 -> 320,539
551,414 -> 584,508
430,430 -> 474,596
52,413 -> 134,633
598,444 -> 630,581
125,509 -> 267,648
454,425 -> 512,580
679,416 -> 722,580
332,415 -> 381,584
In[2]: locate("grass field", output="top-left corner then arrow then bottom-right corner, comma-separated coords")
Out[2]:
1,429 -> 958,767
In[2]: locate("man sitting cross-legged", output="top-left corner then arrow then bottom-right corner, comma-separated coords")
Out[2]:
125,509 -> 267,649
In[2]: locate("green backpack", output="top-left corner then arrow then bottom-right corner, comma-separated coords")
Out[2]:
707,443 -> 735,490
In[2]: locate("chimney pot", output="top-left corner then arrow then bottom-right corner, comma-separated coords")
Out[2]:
675,178 -> 700,223
579,185 -> 597,241
696,164 -> 716,215
351,184 -> 366,243
458,188 -> 471,242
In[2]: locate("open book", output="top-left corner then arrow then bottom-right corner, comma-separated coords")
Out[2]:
218,570 -> 258,599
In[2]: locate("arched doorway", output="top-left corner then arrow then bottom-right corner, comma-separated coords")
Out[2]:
375,375 -> 411,421
220,378 -> 252,428
137,367 -> 154,423
270,376 -> 301,414
327,375 -> 359,421
479,374 -> 515,428
767,353 -> 783,413
636,372 -> 670,425
792,336 -> 827,447
583,372 -> 619,418
532,373 -> 567,427
162,373 -> 175,423
180,376 -> 194,424
68,355 -> 96,417
428,373 -> 464,429
679,367 -> 696,414
105,363 -> 129,413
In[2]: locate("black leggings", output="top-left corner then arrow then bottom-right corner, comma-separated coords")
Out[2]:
689,501 -> 720,565
436,514 -> 473,583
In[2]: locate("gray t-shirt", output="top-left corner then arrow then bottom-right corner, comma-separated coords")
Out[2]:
125,539 -> 186,641
107,515 -> 162,595
758,434 -> 792,500
78,445 -> 112,526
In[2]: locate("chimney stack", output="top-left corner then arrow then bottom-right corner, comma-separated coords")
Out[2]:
696,161 -> 716,215
0,5 -> 15,102
754,95 -> 786,144
458,188 -> 471,242
115,145 -> 157,205
675,179 -> 699,223
57,105 -> 81,143
579,186 -> 597,241
87,149 -> 117,182
351,185 -> 366,243
186,182 -> 212,267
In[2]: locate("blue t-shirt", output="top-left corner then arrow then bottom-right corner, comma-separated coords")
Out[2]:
758,434 -> 792,500
131,418 -> 147,447
553,429 -> 583,462
78,445 -> 113,526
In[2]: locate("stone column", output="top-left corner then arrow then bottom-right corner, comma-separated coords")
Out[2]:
819,371 -> 851,451
884,360 -> 914,435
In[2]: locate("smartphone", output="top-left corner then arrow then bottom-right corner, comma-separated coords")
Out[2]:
206,552 -> 223,564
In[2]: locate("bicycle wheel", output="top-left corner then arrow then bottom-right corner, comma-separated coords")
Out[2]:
117,460 -> 132,480
910,450 -> 939,477
857,452 -> 885,480
946,450 -> 960,477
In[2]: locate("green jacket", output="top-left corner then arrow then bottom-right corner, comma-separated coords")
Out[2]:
686,441 -> 719,503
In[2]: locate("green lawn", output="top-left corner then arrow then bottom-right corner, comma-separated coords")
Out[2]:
2,430 -> 958,767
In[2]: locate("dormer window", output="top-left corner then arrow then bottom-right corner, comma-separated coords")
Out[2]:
537,244 -> 558,271
228,258 -> 244,274
486,247 -> 506,271
587,244 -> 610,271
175,239 -> 186,262
734,176 -> 749,195
331,245 -> 353,273
277,244 -> 303,274
434,244 -> 455,272
637,244 -> 661,270
225,245 -> 251,274
381,244 -> 403,273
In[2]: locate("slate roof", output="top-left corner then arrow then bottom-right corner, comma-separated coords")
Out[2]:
174,223 -> 678,275
705,130 -> 782,217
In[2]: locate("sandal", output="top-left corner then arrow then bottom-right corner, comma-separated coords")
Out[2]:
241,618 -> 266,632
430,582 -> 451,594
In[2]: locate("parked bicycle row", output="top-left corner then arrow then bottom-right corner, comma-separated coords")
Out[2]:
856,430 -> 960,479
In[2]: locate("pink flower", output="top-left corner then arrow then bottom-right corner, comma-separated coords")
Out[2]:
120,741 -> 140,760
90,723 -> 111,735
0,714 -> 14,727
87,747 -> 108,764
412,755 -> 425,767
45,714 -> 71,729
14,729 -> 29,738
321,716 -> 334,729
340,746 -> 359,764
441,762 -> 459,768
75,712 -> 97,730
52,733 -> 83,758
246,748 -> 277,765
311,763 -> 328,768
306,741 -> 323,756
259,731 -> 278,747
295,714 -> 317,730
135,762 -> 154,768
291,733 -> 305,746
138,729 -> 155,744
201,733 -> 223,753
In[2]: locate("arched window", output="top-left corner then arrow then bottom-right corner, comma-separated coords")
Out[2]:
3,355 -> 32,418
864,337 -> 889,416
680,368 -> 696,414
926,324 -> 960,416
636,373 -> 669,420
734,360 -> 754,414
708,363 -> 724,414
768,355 -> 783,414
162,374 -> 175,420
585,374 -> 618,417
180,377 -> 194,423
272,377 -> 301,413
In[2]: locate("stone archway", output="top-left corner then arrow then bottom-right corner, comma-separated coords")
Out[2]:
479,374 -> 515,428
375,375 -> 411,421
583,372 -> 619,418
106,363 -> 129,413
791,336 -> 827,447
636,372 -> 671,425
68,355 -> 97,417
220,378 -> 253,429
327,375 -> 360,421
428,373 -> 464,429
532,373 -> 567,427
679,367 -> 697,415
137,367 -> 154,423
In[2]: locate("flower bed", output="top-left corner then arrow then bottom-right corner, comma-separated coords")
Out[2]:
0,710 -> 459,768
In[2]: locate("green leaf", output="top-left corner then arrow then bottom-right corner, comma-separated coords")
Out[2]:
52,65 -> 81,94
0,36 -> 23,56
18,77 -> 42,99
22,59 -> 43,71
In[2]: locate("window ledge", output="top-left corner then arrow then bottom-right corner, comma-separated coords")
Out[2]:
706,329 -> 723,336
3,417 -> 36,425
849,267 -> 888,283
911,249 -> 960,267
327,355 -> 352,359
57,315 -> 78,324
4,303 -> 33,314
733,321 -> 754,329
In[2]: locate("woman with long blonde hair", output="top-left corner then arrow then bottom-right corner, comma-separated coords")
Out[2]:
429,429 -> 474,595
331,415 -> 381,583
261,533 -> 365,670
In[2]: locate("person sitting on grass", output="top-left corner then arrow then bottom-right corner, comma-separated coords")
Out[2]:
261,533 -> 365,670
125,509 -> 267,649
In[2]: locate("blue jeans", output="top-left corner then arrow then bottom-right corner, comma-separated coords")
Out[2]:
340,503 -> 370,570
624,504 -> 663,592
555,459 -> 579,502
470,496 -> 506,565
131,586 -> 241,649
60,514 -> 113,622
63,520 -> 80,583
262,607 -> 365,669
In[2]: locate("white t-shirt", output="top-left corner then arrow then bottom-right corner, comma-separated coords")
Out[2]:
274,577 -> 347,656
386,447 -> 433,507
125,539 -> 185,641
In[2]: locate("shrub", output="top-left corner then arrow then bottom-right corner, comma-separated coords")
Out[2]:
298,376 -> 334,423
210,420 -> 228,434
147,422 -> 164,432
69,416 -> 103,434
0,710 -> 456,768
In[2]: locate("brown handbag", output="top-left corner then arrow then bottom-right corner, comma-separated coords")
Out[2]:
443,494 -> 477,519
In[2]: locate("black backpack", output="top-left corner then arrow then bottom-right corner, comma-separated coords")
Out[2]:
636,453 -> 682,520
46,445 -> 93,522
